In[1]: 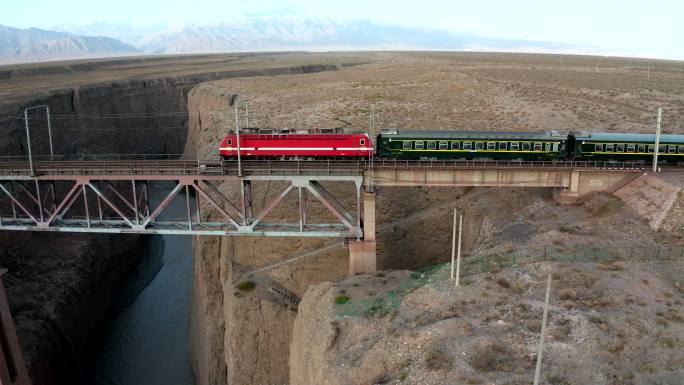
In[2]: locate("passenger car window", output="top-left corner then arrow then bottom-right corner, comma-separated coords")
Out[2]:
533,143 -> 542,151
476,142 -> 484,150
463,142 -> 472,150
638,145 -> 646,152
415,141 -> 425,150
606,144 -> 614,152
427,141 -> 436,150
439,141 -> 448,150
487,142 -> 496,150
616,144 -> 625,152
552,143 -> 559,151
594,144 -> 604,152
522,142 -> 531,151
499,142 -> 507,150
403,141 -> 412,150
511,142 -> 519,150
679,146 -> 684,153
648,145 -> 655,152
452,141 -> 460,150
627,145 -> 635,152
668,145 -> 676,153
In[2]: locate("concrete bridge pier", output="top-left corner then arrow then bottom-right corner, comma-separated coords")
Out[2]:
349,191 -> 377,274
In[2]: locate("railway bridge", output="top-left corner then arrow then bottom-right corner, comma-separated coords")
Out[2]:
0,157 -> 650,270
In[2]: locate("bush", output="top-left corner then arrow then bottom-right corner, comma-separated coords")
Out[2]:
425,348 -> 452,370
335,295 -> 351,305
236,281 -> 256,292
559,288 -> 576,301
468,340 -> 514,372
496,277 -> 511,289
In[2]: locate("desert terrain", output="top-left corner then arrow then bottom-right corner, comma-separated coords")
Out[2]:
0,51 -> 683,385
185,52 -> 684,385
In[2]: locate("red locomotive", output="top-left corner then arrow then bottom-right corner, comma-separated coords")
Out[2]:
219,129 -> 372,159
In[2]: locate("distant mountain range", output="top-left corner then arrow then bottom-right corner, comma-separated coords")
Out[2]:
0,25 -> 139,63
1,14 -> 597,64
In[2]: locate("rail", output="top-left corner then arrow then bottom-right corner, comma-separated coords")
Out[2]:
0,158 -> 653,178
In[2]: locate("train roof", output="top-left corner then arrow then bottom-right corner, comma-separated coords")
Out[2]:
379,129 -> 565,140
572,132 -> 684,143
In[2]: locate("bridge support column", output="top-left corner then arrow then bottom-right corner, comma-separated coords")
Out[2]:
554,170 -> 580,204
349,191 -> 376,274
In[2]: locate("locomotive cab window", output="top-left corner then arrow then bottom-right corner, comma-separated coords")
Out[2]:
638,145 -> 646,153
627,144 -> 635,152
463,142 -> 472,150
522,142 -> 531,151
499,142 -> 507,150
227,139 -> 233,145
511,142 -> 519,150
616,144 -> 625,152
487,142 -> 496,150
360,139 -> 366,146
402,141 -> 412,150
452,141 -> 460,150
415,141 -> 425,150
439,141 -> 449,150
533,143 -> 542,151
427,141 -> 437,150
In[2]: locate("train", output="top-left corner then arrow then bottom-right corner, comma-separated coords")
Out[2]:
219,128 -> 684,163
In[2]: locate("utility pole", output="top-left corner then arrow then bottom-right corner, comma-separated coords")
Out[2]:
450,209 -> 457,280
456,213 -> 463,287
533,274 -> 552,385
368,104 -> 375,192
24,109 -> 35,177
653,107 -> 662,173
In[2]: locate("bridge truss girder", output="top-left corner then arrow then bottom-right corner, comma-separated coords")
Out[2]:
0,175 -> 363,238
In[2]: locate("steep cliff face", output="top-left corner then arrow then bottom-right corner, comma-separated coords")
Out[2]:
0,59 -> 357,385
184,82 -> 489,385
0,232 -> 146,385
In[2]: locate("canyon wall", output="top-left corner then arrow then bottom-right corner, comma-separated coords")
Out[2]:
185,82 -> 487,385
0,60 -> 355,385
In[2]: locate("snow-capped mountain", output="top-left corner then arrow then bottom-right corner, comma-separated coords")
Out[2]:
56,14 -> 585,55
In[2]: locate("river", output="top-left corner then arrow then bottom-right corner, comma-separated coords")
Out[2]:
95,183 -> 196,385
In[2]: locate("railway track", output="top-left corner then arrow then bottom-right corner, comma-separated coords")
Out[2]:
0,158 -> 663,178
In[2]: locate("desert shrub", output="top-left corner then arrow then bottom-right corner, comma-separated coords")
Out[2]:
547,367 -> 571,385
496,277 -> 511,289
425,348 -> 452,370
236,281 -> 256,292
551,324 -> 572,341
559,288 -> 576,300
468,340 -> 515,372
375,272 -> 386,278
335,294 -> 351,305
598,261 -> 625,271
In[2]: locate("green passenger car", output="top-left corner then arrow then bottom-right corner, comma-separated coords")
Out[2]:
571,132 -> 684,163
376,129 -> 567,160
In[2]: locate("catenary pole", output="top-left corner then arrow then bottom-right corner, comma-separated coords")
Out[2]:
456,213 -> 463,287
450,209 -> 457,280
653,107 -> 662,173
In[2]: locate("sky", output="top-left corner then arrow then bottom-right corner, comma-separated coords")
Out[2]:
2,0 -> 683,59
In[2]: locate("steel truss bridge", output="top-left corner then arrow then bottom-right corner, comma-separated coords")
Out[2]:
0,158 -> 653,238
